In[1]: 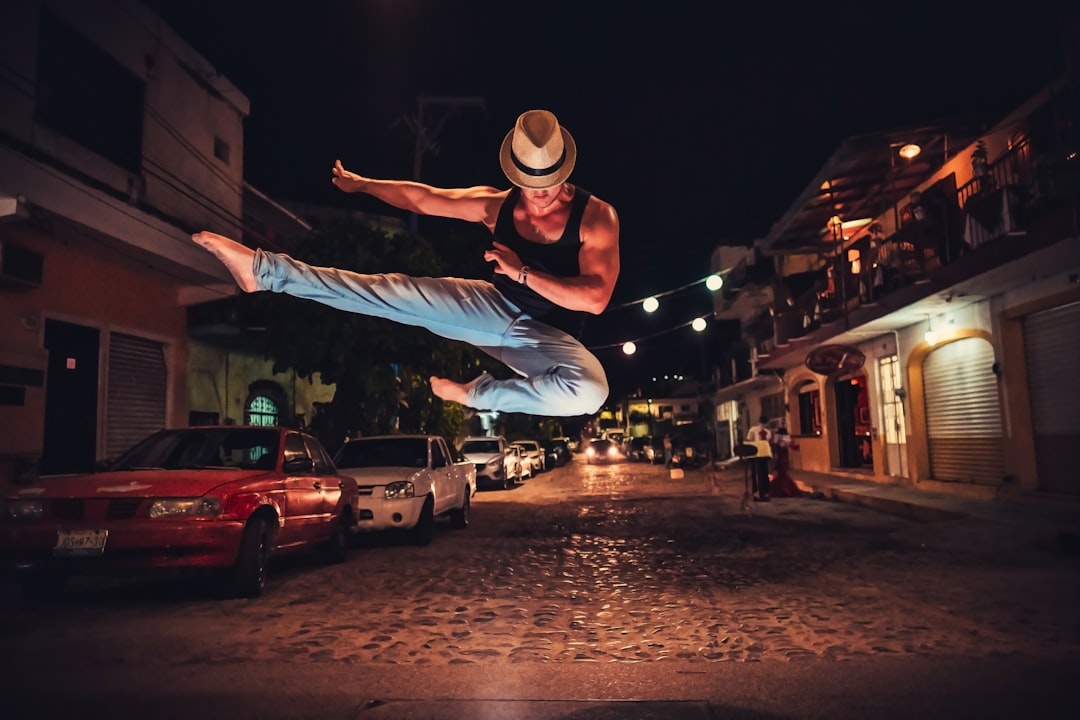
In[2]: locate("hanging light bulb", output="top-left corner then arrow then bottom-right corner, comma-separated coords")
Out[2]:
692,317 -> 707,332
898,143 -> 922,160
705,274 -> 723,291
642,297 -> 659,313
622,341 -> 637,355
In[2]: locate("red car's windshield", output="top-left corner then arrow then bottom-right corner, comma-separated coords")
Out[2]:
109,428 -> 280,471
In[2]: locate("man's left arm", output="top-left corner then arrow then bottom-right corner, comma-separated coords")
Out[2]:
514,198 -> 620,315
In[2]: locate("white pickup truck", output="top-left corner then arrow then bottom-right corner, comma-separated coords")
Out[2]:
332,435 -> 475,545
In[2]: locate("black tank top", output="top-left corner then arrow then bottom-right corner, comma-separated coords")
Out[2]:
492,186 -> 591,338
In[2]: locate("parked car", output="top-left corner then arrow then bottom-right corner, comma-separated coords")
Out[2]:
540,438 -> 571,467
511,440 -> 546,476
0,426 -> 358,600
626,436 -> 658,463
333,435 -> 474,546
507,444 -> 529,480
459,436 -> 521,490
585,438 -> 626,464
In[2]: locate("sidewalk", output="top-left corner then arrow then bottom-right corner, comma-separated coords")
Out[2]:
776,466 -> 1080,553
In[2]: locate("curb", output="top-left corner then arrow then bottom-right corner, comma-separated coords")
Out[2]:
816,485 -> 966,523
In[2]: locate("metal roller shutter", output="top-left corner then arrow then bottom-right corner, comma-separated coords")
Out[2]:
106,333 -> 166,459
923,337 -> 1003,484
1023,301 -> 1080,494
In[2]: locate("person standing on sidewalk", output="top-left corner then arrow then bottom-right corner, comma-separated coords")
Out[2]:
191,109 -> 620,418
745,414 -> 773,501
769,426 -> 805,497
663,433 -> 674,469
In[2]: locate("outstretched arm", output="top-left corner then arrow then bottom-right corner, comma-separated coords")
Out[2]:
484,197 -> 620,315
332,160 -> 505,230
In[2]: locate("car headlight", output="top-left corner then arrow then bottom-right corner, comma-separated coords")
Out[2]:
148,498 -> 222,518
384,481 -> 415,499
1,499 -> 44,521
586,447 -> 596,457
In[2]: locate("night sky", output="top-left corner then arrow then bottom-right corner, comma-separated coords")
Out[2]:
151,0 -> 1067,395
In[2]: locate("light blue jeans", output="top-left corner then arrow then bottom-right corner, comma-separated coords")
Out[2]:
253,250 -> 609,416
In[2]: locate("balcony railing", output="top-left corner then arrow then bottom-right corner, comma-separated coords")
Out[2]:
768,133 -> 1069,347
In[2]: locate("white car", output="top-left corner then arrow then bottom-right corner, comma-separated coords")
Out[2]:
508,444 -> 529,480
512,440 -> 546,475
460,436 -> 521,490
333,435 -> 474,546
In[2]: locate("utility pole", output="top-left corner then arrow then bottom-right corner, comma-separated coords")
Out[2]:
405,96 -> 486,233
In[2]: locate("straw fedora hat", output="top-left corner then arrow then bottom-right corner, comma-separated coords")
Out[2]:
499,110 -> 577,189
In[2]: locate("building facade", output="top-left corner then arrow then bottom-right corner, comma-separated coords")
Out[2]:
0,0 -> 323,484
712,66 -> 1080,500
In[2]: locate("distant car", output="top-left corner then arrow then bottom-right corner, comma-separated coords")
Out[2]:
511,440 -> 546,475
626,436 -> 657,463
585,438 -> 626,464
333,435 -> 474,546
508,444 -> 529,480
540,438 -> 571,467
459,436 -> 521,490
0,426 -> 358,600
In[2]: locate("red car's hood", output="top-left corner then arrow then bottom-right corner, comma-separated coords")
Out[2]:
7,469 -> 273,499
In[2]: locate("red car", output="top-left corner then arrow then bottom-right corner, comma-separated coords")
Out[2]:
0,426 -> 357,600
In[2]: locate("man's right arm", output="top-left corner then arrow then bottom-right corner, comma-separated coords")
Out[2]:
332,160 -> 504,229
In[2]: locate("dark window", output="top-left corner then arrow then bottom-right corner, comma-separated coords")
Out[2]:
796,384 -> 822,435
188,411 -> 219,426
430,440 -> 445,469
35,9 -> 144,172
284,433 -> 308,463
303,435 -> 334,475
214,137 -> 230,164
0,385 -> 26,406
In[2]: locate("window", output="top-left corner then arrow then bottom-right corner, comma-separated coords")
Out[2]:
284,433 -> 308,464
796,382 -> 822,435
878,356 -> 907,445
302,436 -> 335,475
431,441 -> 445,469
213,137 -> 230,164
35,9 -> 144,172
248,395 -> 279,426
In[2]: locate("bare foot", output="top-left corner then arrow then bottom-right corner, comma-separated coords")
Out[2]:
430,375 -> 482,406
192,231 -> 259,292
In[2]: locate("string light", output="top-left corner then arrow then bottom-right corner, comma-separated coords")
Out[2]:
592,272 -> 725,353
589,316 -> 712,351
608,272 -> 724,312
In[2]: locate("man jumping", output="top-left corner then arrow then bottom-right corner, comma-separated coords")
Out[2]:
193,109 -> 620,416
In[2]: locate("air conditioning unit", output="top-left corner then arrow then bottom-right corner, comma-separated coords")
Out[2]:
0,240 -> 44,288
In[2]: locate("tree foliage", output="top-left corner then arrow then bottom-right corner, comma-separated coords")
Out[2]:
240,218 -> 483,454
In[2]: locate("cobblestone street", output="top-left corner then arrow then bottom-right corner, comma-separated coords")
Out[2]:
4,460 -> 1078,673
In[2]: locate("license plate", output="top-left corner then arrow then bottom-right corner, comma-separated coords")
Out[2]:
55,529 -> 109,557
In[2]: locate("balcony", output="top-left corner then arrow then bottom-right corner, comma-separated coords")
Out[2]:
768,131 -> 1077,346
